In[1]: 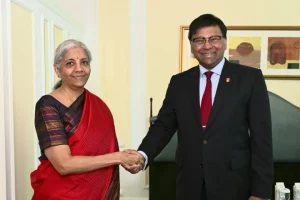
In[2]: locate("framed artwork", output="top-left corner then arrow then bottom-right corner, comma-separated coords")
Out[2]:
180,26 -> 300,80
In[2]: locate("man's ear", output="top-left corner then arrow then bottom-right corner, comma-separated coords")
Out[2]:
54,64 -> 61,78
223,38 -> 227,50
190,43 -> 195,56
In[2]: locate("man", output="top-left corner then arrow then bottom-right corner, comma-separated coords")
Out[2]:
126,14 -> 273,200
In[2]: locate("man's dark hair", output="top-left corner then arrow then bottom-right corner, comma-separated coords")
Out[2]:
188,14 -> 227,41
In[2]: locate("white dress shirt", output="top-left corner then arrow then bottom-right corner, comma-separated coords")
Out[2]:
199,58 -> 224,105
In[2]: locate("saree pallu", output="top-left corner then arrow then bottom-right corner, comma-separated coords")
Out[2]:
31,90 -> 120,200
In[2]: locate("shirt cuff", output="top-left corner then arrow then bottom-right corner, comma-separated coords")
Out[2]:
138,150 -> 148,170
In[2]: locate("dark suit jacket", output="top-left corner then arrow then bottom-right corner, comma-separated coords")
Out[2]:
138,60 -> 273,200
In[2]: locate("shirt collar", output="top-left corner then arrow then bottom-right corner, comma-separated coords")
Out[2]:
199,58 -> 225,77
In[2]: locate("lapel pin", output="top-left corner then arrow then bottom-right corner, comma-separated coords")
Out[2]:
226,78 -> 230,83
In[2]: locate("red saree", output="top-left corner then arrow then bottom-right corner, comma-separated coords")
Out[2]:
31,89 -> 120,200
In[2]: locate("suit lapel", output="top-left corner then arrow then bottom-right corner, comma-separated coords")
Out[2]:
187,67 -> 203,133
206,61 -> 237,130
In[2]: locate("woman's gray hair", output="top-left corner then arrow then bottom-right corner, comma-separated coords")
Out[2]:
53,39 -> 92,90
54,39 -> 92,68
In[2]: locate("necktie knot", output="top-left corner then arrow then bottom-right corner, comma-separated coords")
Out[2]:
205,71 -> 213,80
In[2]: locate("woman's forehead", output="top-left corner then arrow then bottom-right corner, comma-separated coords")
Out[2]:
63,48 -> 87,60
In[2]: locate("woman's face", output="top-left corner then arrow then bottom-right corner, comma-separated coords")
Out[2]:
55,47 -> 91,89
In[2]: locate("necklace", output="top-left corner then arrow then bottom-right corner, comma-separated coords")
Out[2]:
59,88 -> 74,105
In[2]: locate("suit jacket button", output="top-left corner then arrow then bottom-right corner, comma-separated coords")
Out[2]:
200,164 -> 203,168
203,140 -> 207,144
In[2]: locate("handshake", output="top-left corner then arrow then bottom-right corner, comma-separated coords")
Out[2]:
118,149 -> 145,174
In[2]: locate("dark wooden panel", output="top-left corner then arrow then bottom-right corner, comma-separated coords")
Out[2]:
149,162 -> 300,199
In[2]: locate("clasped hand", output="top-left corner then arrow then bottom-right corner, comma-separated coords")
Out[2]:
120,149 -> 145,174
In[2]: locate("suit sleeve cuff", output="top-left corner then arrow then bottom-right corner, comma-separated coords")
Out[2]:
138,150 -> 148,170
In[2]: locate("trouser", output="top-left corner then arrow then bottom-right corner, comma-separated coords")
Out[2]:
201,179 -> 207,200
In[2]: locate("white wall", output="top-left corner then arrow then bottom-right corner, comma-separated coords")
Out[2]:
146,0 -> 300,115
1,0 -> 15,199
0,2 -> 8,198
56,0 -> 100,96
98,0 -> 150,198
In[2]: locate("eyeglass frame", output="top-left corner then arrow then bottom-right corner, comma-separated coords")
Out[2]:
190,35 -> 225,47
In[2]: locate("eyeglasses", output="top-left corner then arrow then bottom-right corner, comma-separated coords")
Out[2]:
191,36 -> 223,47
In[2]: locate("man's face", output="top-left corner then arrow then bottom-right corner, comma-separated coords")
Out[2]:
190,25 -> 227,70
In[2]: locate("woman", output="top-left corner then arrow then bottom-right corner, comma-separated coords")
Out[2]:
31,39 -> 142,199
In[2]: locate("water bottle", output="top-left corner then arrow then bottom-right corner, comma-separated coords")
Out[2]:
278,188 -> 290,200
276,183 -> 286,200
294,183 -> 300,200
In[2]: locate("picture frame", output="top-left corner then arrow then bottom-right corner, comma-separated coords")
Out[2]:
179,26 -> 300,80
